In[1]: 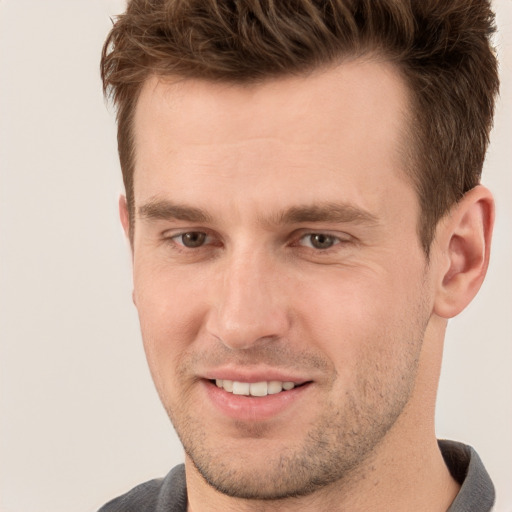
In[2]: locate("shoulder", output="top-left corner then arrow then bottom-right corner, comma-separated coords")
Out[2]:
97,464 -> 187,512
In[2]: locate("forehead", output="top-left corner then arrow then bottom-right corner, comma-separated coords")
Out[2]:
135,58 -> 410,145
132,59 -> 414,216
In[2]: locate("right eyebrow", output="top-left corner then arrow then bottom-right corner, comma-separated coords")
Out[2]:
138,199 -> 212,223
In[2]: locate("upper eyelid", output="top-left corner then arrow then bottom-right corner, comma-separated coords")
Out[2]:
168,230 -> 211,239
299,233 -> 342,241
294,229 -> 353,240
162,227 -> 212,238
295,233 -> 348,248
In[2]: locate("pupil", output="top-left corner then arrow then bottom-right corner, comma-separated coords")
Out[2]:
183,232 -> 205,247
312,234 -> 333,249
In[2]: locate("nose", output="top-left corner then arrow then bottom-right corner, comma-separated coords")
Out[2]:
205,249 -> 291,350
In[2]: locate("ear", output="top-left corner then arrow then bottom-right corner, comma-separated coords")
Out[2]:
119,195 -> 137,306
119,195 -> 131,240
433,185 -> 494,319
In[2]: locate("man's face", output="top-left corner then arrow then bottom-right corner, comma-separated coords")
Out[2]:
129,60 -> 436,499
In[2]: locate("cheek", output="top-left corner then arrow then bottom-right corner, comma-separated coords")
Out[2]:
133,262 -> 209,381
297,266 -> 427,374
301,283 -> 386,371
298,266 -> 395,331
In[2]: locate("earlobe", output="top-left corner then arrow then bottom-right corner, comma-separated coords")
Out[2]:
433,185 -> 494,319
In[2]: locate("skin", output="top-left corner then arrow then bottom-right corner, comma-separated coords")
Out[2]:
122,58 -> 494,511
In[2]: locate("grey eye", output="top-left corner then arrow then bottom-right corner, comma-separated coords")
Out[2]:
180,232 -> 207,248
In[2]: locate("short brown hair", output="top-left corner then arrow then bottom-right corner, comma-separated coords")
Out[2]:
101,0 -> 499,253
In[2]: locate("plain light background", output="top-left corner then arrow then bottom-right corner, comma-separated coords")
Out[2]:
0,1 -> 510,511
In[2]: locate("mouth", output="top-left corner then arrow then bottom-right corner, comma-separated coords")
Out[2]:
211,379 -> 307,397
202,376 -> 313,421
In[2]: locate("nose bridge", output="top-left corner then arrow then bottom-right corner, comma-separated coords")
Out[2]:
207,244 -> 289,350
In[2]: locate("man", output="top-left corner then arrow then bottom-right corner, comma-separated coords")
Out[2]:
98,1 -> 499,510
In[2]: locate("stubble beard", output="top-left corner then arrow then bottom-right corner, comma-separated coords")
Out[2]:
163,343 -> 423,501
155,286 -> 429,502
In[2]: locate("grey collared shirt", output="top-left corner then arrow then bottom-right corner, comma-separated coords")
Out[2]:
440,440 -> 495,512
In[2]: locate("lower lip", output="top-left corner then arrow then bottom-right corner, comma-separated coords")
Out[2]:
202,380 -> 312,422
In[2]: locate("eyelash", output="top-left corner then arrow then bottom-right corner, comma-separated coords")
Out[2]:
168,231 -> 216,249
164,230 -> 351,254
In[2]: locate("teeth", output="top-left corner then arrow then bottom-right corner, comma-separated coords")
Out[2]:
249,381 -> 267,397
268,381 -> 283,394
232,381 -> 250,395
214,379 -> 297,397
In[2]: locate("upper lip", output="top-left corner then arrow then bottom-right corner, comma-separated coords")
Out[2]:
201,367 -> 311,385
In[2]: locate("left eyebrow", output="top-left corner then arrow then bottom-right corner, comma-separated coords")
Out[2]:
269,203 -> 379,226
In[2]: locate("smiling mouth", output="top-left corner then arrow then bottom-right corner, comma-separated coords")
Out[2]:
211,379 -> 308,397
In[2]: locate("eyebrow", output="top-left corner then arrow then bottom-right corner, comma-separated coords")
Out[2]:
138,199 -> 378,227
273,203 -> 379,226
138,199 -> 212,223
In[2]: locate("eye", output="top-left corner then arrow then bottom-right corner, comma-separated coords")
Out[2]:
173,231 -> 208,248
299,233 -> 340,250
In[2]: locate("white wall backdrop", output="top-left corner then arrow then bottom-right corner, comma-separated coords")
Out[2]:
0,1 -> 510,511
